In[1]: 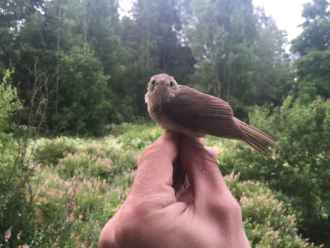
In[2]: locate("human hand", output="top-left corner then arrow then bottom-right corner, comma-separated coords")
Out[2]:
99,133 -> 250,248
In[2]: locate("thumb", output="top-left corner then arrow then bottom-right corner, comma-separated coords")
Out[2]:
130,132 -> 178,199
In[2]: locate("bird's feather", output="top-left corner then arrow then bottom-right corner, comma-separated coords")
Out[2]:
162,85 -> 242,139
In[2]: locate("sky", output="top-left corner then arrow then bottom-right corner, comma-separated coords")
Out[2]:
119,0 -> 312,41
253,0 -> 311,41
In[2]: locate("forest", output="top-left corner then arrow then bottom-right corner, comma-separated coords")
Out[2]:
0,0 -> 330,247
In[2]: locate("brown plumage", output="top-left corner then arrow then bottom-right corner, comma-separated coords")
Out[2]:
145,73 -> 275,153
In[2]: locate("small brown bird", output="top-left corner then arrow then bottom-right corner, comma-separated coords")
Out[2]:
145,73 -> 275,152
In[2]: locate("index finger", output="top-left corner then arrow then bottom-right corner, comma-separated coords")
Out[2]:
179,136 -> 229,199
130,132 -> 178,199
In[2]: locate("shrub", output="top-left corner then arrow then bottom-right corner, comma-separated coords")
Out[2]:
226,175 -> 318,248
58,152 -> 112,179
221,97 -> 330,246
33,137 -> 78,166
0,69 -> 21,132
30,168 -> 122,247
296,49 -> 330,99
98,137 -> 137,187
113,123 -> 162,150
0,70 -> 34,247
26,123 -> 322,247
0,138 -> 35,247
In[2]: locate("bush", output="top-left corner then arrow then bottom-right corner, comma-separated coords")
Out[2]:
0,69 -> 21,132
113,123 -> 162,150
221,97 -> 330,246
0,70 -> 34,247
24,123 -> 320,247
296,49 -> 330,99
30,168 -> 122,247
93,137 -> 137,187
29,129 -> 318,247
226,175 -> 318,248
33,137 -> 78,166
58,152 -> 112,179
32,135 -> 138,186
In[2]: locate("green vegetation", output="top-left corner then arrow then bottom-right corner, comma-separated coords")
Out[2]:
0,0 -> 293,135
228,177 -> 318,248
221,97 -> 330,245
0,122 -> 320,247
1,0 -> 330,247
0,70 -> 34,247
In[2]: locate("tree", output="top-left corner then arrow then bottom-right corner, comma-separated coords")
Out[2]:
252,9 -> 293,106
83,0 -> 121,73
132,0 -> 195,79
185,0 -> 292,116
0,0 -> 44,73
112,0 -> 195,116
2,0 -> 123,134
50,45 -> 112,135
292,0 -> 330,99
0,0 -> 294,131
186,0 -> 257,97
292,0 -> 330,56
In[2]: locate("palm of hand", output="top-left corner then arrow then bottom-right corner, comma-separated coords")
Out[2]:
99,134 -> 250,248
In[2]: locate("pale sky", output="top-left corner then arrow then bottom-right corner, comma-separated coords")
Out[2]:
253,0 -> 311,41
119,0 -> 311,41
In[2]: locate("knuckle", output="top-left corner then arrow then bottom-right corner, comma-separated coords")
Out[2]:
228,198 -> 242,217
222,194 -> 242,215
138,136 -> 176,165
115,203 -> 157,245
117,203 -> 150,232
143,143 -> 160,157
138,146 -> 157,164
115,207 -> 142,243
99,236 -> 117,248
121,204 -> 144,225
99,221 -> 118,248
208,192 -> 242,218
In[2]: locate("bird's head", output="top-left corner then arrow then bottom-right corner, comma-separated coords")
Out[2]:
145,73 -> 179,109
147,73 -> 178,94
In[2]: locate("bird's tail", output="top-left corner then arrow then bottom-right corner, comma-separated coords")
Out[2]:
235,118 -> 275,153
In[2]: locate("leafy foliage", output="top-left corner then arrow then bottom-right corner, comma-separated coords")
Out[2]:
185,0 -> 292,114
227,176 -> 318,248
292,0 -> 330,99
33,137 -> 78,166
296,49 -> 330,98
221,97 -> 330,246
7,124 -> 315,247
0,71 -> 33,247
292,0 -> 330,56
50,45 -> 112,135
1,0 -> 294,132
0,70 -> 21,132
0,0 -> 329,246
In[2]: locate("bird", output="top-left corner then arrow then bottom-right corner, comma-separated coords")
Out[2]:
145,73 -> 275,153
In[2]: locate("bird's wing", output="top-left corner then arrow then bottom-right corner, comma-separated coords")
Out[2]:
162,85 -> 238,137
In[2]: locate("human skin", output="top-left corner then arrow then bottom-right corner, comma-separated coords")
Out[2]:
99,133 -> 250,248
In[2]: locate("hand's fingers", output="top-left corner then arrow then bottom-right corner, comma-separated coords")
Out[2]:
173,160 -> 186,192
99,216 -> 119,248
129,132 -> 178,201
206,146 -> 221,157
179,136 -> 229,205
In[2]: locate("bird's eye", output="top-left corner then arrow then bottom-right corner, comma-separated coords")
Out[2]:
170,81 -> 175,87
151,80 -> 156,86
